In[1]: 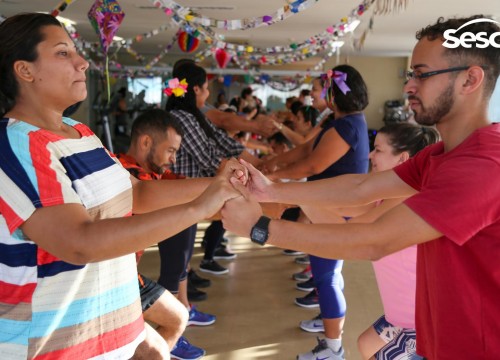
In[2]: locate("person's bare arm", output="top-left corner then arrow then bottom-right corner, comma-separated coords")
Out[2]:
131,176 -> 211,213
20,159 -> 248,265
131,158 -> 248,213
269,128 -> 350,180
239,150 -> 263,168
242,158 -> 417,207
273,121 -> 308,146
205,109 -> 275,137
21,174 -> 239,265
260,140 -> 312,173
267,202 -> 439,260
221,192 -> 440,261
301,203 -> 373,223
301,198 -> 405,225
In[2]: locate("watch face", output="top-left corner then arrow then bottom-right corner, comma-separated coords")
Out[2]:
251,227 -> 267,244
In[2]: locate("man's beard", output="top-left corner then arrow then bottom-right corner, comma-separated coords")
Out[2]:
411,82 -> 455,126
146,145 -> 165,175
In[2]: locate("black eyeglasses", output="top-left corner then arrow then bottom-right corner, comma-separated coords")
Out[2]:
405,66 -> 471,82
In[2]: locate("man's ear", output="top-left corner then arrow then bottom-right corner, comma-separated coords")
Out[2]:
460,66 -> 485,95
138,134 -> 152,151
13,60 -> 35,83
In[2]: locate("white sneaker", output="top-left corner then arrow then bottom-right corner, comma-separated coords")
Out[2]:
300,313 -> 324,333
296,338 -> 344,360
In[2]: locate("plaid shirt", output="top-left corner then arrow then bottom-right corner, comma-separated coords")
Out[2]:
169,109 -> 244,178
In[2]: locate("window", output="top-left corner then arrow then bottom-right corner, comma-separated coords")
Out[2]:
127,77 -> 163,106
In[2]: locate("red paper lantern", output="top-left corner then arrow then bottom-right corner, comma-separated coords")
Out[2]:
215,49 -> 232,69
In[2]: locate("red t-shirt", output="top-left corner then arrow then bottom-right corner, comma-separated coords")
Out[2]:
393,123 -> 500,359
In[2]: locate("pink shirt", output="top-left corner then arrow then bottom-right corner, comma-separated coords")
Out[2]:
373,245 -> 417,329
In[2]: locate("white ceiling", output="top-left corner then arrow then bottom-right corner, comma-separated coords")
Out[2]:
1,0 -> 499,71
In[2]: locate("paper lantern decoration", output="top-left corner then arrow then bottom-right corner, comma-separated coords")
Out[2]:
223,75 -> 233,87
243,74 -> 254,84
177,31 -> 200,53
88,0 -> 125,54
215,49 -> 232,69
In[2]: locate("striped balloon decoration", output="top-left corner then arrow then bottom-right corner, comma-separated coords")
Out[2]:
177,31 -> 200,53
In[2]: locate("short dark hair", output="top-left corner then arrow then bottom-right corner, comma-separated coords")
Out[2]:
329,64 -> 369,113
268,132 -> 292,148
241,87 -> 253,98
416,15 -> 500,97
0,13 -> 62,116
131,109 -> 183,143
300,89 -> 311,97
290,100 -> 303,115
378,123 -> 440,157
297,106 -> 320,127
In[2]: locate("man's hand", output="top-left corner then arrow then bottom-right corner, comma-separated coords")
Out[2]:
217,157 -> 249,186
221,177 -> 263,237
192,173 -> 242,219
255,115 -> 278,137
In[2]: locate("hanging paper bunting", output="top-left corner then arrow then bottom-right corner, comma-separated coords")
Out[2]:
51,0 -> 77,17
177,31 -> 200,53
215,49 -> 231,69
88,0 -> 125,54
150,0 -> 319,31
66,0 -> 383,75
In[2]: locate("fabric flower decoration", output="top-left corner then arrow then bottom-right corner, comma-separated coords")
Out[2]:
163,78 -> 188,97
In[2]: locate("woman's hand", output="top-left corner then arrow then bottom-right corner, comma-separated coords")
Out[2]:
237,158 -> 275,202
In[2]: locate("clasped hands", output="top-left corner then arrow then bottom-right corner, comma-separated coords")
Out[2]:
216,158 -> 272,238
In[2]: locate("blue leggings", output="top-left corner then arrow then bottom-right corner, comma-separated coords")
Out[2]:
310,255 -> 346,319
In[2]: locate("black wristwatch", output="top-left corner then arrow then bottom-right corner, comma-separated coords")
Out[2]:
250,216 -> 271,246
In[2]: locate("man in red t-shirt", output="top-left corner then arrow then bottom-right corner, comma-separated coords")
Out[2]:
221,15 -> 500,359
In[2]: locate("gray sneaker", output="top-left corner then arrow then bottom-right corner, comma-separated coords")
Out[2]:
300,313 -> 324,333
295,255 -> 310,265
293,268 -> 312,281
296,338 -> 344,360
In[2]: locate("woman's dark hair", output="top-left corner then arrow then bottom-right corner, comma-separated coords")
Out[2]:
297,106 -> 320,127
165,62 -> 215,139
378,123 -> 440,157
300,89 -> 311,97
290,100 -> 303,116
268,132 -> 292,149
229,96 -> 242,111
329,64 -> 369,113
241,87 -> 253,98
131,108 -> 183,143
0,13 -> 62,116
